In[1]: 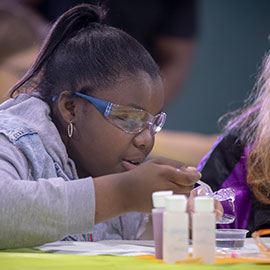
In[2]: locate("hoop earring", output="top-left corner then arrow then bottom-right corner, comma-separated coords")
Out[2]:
67,121 -> 74,138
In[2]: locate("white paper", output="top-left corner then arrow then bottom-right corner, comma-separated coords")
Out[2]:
36,241 -> 155,256
36,238 -> 270,257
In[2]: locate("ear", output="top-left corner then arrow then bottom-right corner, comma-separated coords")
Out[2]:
57,91 -> 79,123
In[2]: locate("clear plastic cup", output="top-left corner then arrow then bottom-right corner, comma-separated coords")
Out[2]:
216,229 -> 249,249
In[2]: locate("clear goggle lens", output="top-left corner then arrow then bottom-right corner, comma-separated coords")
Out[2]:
107,105 -> 166,135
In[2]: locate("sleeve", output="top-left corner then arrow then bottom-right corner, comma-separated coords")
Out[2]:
197,133 -> 254,230
120,212 -> 146,240
197,133 -> 245,191
0,135 -> 95,249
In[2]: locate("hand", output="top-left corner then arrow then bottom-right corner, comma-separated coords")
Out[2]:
187,186 -> 224,229
121,157 -> 201,213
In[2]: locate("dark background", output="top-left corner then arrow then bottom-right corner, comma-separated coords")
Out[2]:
165,0 -> 270,134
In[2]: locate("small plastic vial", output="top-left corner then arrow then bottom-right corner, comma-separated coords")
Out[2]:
163,195 -> 189,264
152,190 -> 173,259
192,196 -> 216,264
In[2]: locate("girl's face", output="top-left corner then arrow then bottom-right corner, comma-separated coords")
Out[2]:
67,72 -> 164,178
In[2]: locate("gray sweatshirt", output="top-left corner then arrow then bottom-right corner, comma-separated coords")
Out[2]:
0,94 -> 144,249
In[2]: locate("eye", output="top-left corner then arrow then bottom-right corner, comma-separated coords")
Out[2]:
116,113 -> 129,121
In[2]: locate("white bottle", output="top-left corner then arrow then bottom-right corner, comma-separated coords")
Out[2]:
192,196 -> 216,264
163,195 -> 189,264
152,190 -> 173,259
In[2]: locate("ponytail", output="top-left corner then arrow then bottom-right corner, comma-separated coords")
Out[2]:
9,3 -> 160,102
10,4 -> 106,97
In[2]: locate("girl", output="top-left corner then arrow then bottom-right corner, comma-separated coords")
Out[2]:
198,52 -> 270,235
0,4 -> 200,249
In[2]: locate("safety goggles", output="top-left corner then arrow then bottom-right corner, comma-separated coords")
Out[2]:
252,229 -> 270,257
72,92 -> 166,135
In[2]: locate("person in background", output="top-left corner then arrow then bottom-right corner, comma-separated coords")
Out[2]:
0,0 -> 48,102
0,0 -> 47,62
196,51 -> 270,235
22,0 -> 198,108
0,4 -> 201,249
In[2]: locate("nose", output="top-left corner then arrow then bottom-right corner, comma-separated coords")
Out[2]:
133,128 -> 154,151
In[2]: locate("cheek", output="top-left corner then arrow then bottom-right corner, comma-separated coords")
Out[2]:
89,130 -> 130,175
76,113 -> 131,174
94,123 -> 131,156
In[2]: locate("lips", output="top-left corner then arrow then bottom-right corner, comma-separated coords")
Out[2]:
121,158 -> 144,171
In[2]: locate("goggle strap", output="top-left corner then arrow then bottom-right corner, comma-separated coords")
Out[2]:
74,92 -> 109,115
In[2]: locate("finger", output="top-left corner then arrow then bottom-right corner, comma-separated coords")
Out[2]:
177,167 -> 202,179
150,157 -> 187,169
186,195 -> 195,214
148,163 -> 200,186
196,186 -> 208,196
214,201 -> 224,217
149,158 -> 201,182
214,208 -> 224,220
188,187 -> 199,198
172,168 -> 201,186
162,180 -> 193,195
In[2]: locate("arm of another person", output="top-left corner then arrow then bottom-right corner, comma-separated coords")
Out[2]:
155,0 -> 198,107
156,36 -> 196,107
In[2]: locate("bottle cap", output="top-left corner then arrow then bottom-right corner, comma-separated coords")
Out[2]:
194,196 -> 214,212
165,195 -> 187,212
152,191 -> 173,208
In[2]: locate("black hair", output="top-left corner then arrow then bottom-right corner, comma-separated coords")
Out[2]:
9,4 -> 161,103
